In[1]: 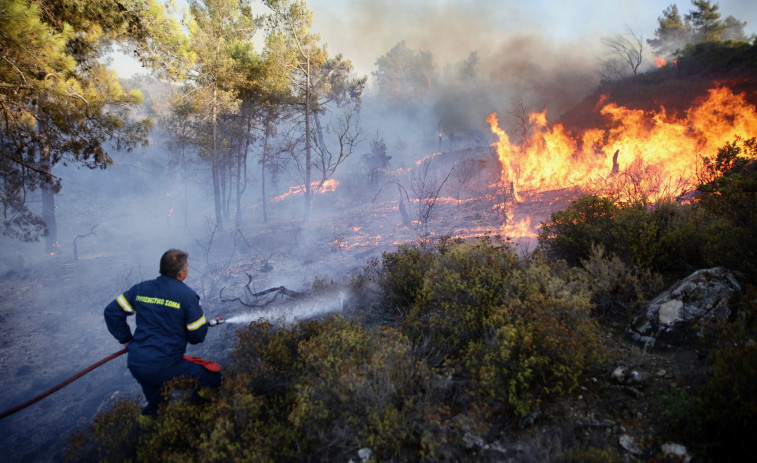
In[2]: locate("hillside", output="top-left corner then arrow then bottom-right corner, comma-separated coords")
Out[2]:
558,40 -> 757,135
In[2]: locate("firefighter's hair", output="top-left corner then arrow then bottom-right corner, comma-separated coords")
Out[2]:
160,249 -> 188,278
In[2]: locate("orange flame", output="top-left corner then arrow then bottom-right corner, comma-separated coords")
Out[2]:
415,152 -> 442,166
488,86 -> 757,204
272,179 -> 340,202
654,56 -> 667,68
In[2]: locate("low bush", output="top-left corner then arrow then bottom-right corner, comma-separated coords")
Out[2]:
376,242 -> 435,311
462,262 -> 606,418
580,244 -> 663,322
66,400 -> 141,462
403,236 -> 520,360
537,195 -> 618,267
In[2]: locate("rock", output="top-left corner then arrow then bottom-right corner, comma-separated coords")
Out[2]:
661,442 -> 691,462
628,267 -> 741,347
619,434 -> 642,454
610,365 -> 651,386
611,366 -> 627,384
357,448 -> 373,462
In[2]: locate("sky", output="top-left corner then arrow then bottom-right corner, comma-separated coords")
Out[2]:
111,0 -> 757,80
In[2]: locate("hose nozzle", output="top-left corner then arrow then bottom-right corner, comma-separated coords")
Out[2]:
208,317 -> 225,327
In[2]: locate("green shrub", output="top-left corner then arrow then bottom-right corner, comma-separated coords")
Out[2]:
464,293 -> 604,418
695,136 -> 757,277
610,204 -> 663,269
580,244 -> 663,322
289,315 -> 455,461
194,375 -> 293,463
137,378 -> 206,462
404,236 -> 520,359
230,318 -> 321,394
377,243 -> 435,310
67,400 -> 141,462
538,195 -> 618,266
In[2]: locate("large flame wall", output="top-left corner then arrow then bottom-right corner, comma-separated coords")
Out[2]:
488,86 -> 757,202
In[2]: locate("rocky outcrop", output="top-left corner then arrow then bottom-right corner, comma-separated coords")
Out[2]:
627,267 -> 741,347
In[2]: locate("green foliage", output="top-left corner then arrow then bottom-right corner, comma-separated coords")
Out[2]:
137,378 -> 207,462
194,375 -> 291,462
580,244 -> 663,322
463,284 -> 604,417
405,237 -> 520,358
66,400 -> 141,462
0,0 -> 177,240
290,316 -> 440,459
677,39 -> 757,75
230,318 -> 320,394
377,243 -> 435,310
695,137 -> 757,276
538,195 -> 618,267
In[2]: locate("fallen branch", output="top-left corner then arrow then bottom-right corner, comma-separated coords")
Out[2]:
73,224 -> 99,261
220,274 -> 302,308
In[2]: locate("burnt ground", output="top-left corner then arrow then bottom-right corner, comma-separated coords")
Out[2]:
0,154 -> 707,462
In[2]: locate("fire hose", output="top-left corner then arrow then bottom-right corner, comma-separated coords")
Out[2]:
0,317 -> 225,420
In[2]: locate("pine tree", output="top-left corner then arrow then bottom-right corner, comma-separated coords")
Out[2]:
0,0 -> 187,248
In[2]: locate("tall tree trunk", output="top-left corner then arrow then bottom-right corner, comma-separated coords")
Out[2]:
38,119 -> 57,254
304,59 -> 312,222
41,181 -> 57,254
221,151 -> 231,220
212,85 -> 223,231
235,122 -> 250,225
183,148 -> 189,231
261,116 -> 271,223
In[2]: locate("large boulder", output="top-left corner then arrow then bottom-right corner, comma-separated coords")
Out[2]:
627,267 -> 741,347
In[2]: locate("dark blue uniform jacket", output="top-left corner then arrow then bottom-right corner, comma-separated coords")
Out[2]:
104,275 -> 207,369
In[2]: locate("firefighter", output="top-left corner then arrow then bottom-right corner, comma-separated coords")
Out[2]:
104,248 -> 221,415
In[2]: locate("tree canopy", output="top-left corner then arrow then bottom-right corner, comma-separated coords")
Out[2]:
648,1 -> 750,59
0,0 -> 186,243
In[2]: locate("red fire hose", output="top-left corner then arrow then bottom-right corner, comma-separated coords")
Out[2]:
0,348 -> 127,420
0,317 -> 225,419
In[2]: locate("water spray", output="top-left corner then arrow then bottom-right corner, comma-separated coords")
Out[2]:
223,289 -> 348,325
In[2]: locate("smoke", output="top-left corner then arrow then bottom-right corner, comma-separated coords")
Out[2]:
305,1 -> 612,163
